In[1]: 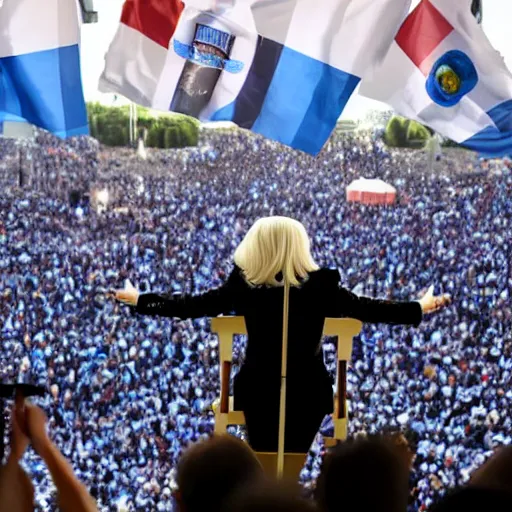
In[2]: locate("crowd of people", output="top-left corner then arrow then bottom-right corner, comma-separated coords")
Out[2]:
1,124 -> 511,511
5,402 -> 511,512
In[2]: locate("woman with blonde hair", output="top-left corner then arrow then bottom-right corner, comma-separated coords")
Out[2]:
115,216 -> 450,453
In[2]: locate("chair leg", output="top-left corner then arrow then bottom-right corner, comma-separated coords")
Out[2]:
214,414 -> 229,434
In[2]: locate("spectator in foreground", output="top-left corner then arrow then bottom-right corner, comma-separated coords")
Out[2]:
223,480 -> 318,512
430,487 -> 512,512
469,445 -> 512,493
0,396 -> 35,512
385,430 -> 417,471
0,462 -> 34,512
431,446 -> 512,512
0,398 -> 98,512
430,486 -> 512,512
315,435 -> 410,512
175,434 -> 264,512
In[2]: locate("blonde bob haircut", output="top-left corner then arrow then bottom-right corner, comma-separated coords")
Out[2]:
234,216 -> 319,287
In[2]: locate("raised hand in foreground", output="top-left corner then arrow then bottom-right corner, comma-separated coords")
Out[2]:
0,394 -> 34,512
14,400 -> 98,512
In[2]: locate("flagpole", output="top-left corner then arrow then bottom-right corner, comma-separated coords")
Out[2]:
129,102 -> 132,145
129,102 -> 134,146
277,278 -> 290,477
133,103 -> 138,145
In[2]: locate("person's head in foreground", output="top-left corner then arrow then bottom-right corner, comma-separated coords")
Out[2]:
469,445 -> 512,493
175,434 -> 264,512
431,446 -> 512,512
378,429 -> 417,470
234,216 -> 318,286
430,487 -> 512,512
222,479 -> 317,512
315,435 -> 410,512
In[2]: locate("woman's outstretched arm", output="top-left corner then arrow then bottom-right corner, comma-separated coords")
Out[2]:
337,286 -> 424,326
114,269 -> 239,319
331,271 -> 450,326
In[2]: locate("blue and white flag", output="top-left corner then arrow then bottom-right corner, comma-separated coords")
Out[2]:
360,0 -> 512,157
0,0 -> 88,137
101,0 -> 411,154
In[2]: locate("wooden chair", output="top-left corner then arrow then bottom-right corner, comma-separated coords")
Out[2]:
211,316 -> 362,479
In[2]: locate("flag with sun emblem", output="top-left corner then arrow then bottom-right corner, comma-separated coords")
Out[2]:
360,0 -> 512,157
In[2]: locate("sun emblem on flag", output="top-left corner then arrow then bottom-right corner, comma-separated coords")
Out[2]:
436,65 -> 461,95
426,50 -> 478,107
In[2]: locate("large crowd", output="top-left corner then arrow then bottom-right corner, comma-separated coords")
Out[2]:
1,124 -> 511,511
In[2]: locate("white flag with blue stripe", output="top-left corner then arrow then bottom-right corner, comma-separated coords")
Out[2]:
101,0 -> 411,154
360,0 -> 512,157
0,0 -> 88,138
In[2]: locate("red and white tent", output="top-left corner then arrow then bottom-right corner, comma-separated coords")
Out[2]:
346,178 -> 396,205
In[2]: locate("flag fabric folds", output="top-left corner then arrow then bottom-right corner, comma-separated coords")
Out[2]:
360,0 -> 512,157
0,0 -> 88,138
100,0 -> 411,154
99,0 -> 184,109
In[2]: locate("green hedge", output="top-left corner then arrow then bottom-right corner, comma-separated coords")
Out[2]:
87,102 -> 199,148
384,116 -> 463,149
337,119 -> 358,132
384,116 -> 431,149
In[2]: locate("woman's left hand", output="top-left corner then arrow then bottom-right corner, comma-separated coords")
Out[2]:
113,280 -> 140,307
418,285 -> 451,314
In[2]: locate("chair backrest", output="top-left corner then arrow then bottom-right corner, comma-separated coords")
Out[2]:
211,316 -> 362,442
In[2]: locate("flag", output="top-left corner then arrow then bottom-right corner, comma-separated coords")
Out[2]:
99,0 -> 184,108
360,0 -> 512,157
100,0 -> 411,154
0,0 -> 88,137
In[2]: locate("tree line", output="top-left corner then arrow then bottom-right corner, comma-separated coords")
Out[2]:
87,102 -> 460,152
87,103 -> 199,148
384,116 -> 463,150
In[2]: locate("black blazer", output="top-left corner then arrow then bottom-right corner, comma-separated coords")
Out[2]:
135,267 -> 422,415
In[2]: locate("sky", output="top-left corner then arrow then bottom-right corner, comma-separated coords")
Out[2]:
80,0 -> 512,119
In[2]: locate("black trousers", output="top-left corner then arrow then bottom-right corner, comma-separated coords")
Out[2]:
243,406 -> 326,453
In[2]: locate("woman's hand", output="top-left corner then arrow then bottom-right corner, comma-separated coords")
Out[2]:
418,285 -> 451,314
113,280 -> 139,307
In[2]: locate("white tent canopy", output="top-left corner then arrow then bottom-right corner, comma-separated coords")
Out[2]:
346,178 -> 397,205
